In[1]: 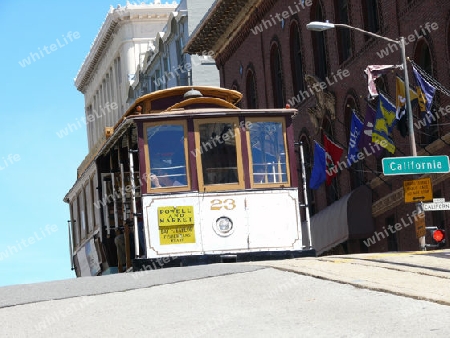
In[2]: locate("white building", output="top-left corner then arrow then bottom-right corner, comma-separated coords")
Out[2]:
129,0 -> 219,100
74,2 -> 177,153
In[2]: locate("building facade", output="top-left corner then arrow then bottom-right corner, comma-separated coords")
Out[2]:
128,0 -> 220,101
75,2 -> 177,154
186,0 -> 450,253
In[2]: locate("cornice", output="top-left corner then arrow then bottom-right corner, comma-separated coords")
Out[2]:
184,0 -> 271,62
74,4 -> 176,93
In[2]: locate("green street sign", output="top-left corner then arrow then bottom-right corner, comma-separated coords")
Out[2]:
382,155 -> 450,175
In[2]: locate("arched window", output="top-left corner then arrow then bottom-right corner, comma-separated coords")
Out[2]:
290,21 -> 304,95
335,0 -> 352,63
246,67 -> 258,109
414,39 -> 438,146
362,0 -> 380,37
311,2 -> 328,80
270,42 -> 285,108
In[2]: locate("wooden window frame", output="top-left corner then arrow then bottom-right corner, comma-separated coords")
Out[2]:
193,117 -> 245,192
246,117 -> 291,189
143,120 -> 191,193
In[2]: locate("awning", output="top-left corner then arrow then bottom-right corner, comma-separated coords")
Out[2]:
310,185 -> 374,255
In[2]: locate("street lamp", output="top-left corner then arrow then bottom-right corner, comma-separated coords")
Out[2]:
306,21 -> 423,248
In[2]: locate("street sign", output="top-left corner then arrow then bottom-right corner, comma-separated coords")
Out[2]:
423,201 -> 450,211
433,198 -> 445,203
403,178 -> 433,203
382,155 -> 450,175
415,213 -> 426,239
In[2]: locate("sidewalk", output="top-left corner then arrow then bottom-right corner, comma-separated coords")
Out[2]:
253,249 -> 450,306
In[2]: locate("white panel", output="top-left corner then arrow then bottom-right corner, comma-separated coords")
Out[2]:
143,193 -> 203,257
199,194 -> 249,252
246,190 -> 301,250
142,189 -> 302,258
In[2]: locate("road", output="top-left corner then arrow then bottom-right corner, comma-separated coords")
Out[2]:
0,250 -> 449,337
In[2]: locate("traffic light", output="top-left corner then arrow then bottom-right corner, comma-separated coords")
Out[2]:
432,229 -> 445,246
426,227 -> 446,249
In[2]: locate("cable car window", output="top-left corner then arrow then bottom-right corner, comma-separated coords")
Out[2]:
199,123 -> 237,184
247,119 -> 289,186
145,122 -> 188,190
193,118 -> 244,192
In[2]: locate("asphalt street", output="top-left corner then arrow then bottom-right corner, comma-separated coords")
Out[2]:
1,250 -> 449,337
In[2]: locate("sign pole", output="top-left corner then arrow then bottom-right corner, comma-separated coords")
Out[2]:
400,37 -> 425,250
299,142 -> 312,249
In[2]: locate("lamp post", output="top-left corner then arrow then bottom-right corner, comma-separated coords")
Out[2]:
306,21 -> 424,248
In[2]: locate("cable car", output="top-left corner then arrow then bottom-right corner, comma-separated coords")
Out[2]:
64,86 -> 314,276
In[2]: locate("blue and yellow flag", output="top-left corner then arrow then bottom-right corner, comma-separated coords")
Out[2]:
372,93 -> 397,154
412,64 -> 436,116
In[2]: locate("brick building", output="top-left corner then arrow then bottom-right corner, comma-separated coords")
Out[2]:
186,0 -> 450,253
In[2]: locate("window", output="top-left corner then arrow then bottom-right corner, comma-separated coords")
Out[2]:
290,21 -> 304,94
246,68 -> 258,109
311,2 -> 328,80
155,69 -> 162,90
193,118 -> 244,192
176,39 -> 188,86
362,0 -> 380,36
144,121 -> 189,192
247,118 -> 290,188
335,0 -> 352,63
270,42 -> 285,108
414,40 -> 438,146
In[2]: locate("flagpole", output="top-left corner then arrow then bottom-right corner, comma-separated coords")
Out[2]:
400,37 -> 417,157
299,142 -> 313,249
400,36 -> 425,249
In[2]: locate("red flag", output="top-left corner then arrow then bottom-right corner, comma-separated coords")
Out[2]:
323,134 -> 344,185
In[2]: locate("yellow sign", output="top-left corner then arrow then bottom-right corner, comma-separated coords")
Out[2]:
158,206 -> 194,226
159,225 -> 196,245
158,206 -> 195,245
403,178 -> 433,203
415,213 -> 426,239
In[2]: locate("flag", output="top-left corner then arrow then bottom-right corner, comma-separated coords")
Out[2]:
412,64 -> 436,116
347,110 -> 364,166
364,65 -> 398,98
358,104 -> 383,158
372,93 -> 397,154
323,134 -> 344,185
395,76 -> 418,137
395,76 -> 418,118
309,141 -> 326,190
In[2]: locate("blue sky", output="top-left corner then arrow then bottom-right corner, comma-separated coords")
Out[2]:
0,1 -> 177,287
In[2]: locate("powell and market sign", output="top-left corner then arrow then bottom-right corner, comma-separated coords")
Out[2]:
382,155 -> 450,175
